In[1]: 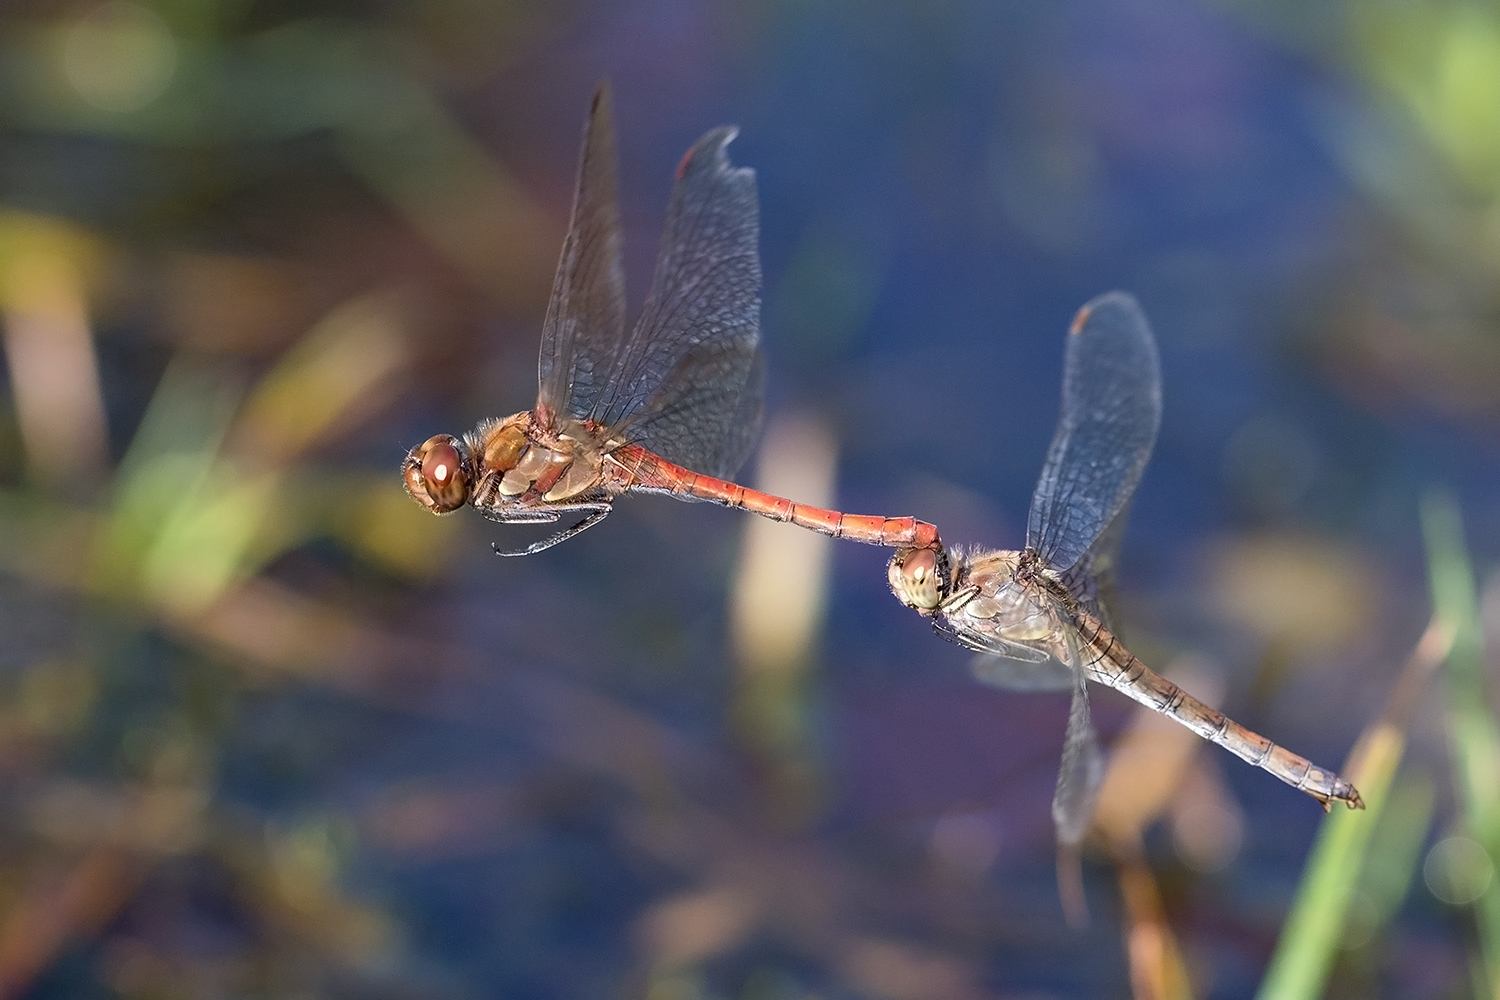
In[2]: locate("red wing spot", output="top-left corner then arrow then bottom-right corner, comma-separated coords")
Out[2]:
1069,305 -> 1093,336
675,147 -> 695,179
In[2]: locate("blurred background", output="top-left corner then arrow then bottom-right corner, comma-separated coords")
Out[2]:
0,0 -> 1498,997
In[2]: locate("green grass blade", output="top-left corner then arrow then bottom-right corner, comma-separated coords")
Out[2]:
1421,490 -> 1500,998
1255,719 -> 1404,1000
1256,490 -> 1483,1000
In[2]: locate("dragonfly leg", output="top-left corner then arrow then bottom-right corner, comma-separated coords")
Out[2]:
940,584 -> 981,614
493,505 -> 612,557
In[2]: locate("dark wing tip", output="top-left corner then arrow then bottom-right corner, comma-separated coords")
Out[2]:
675,125 -> 745,180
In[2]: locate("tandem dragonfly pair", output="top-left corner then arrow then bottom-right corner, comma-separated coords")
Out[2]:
402,84 -> 1364,853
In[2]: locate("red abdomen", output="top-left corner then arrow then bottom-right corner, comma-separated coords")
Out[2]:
612,445 -> 939,550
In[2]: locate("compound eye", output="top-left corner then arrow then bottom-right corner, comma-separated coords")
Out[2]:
404,435 -> 469,513
888,547 -> 943,611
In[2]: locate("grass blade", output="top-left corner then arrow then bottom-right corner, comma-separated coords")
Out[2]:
1257,589 -> 1456,999
1421,490 -> 1500,997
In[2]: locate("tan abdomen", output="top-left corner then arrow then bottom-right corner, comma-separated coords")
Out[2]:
1073,611 -> 1363,809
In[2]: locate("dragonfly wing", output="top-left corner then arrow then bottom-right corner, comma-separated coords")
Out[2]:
536,82 -> 628,428
1027,292 -> 1161,573
932,611 -> 1071,690
969,652 -> 1073,691
1051,631 -> 1104,846
625,335 -> 764,479
933,616 -> 1049,658
597,126 -> 764,478
710,347 -> 766,478
1055,500 -> 1129,633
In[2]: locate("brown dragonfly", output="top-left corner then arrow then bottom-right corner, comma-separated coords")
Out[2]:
887,292 -> 1363,847
403,84 -> 939,556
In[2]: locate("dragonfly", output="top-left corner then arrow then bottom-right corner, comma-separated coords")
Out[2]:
404,83 -> 939,556
887,292 -> 1363,848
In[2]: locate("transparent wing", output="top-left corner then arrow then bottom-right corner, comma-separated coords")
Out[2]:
947,616 -> 1103,842
707,347 -> 765,478
623,337 -> 764,479
597,126 -> 764,477
535,82 -> 628,428
935,609 -> 1071,691
969,652 -> 1073,692
933,616 -> 1050,660
1051,630 -> 1104,846
1054,500 -> 1130,633
1026,292 -> 1161,573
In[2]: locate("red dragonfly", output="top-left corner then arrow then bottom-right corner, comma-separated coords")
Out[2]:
404,84 -> 939,556
887,293 -> 1362,849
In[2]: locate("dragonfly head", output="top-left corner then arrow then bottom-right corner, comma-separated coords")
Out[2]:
403,434 -> 473,513
887,545 -> 952,613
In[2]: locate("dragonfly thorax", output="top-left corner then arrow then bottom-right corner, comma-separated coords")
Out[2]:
950,549 -> 1058,644
461,415 -> 611,517
403,411 -> 617,521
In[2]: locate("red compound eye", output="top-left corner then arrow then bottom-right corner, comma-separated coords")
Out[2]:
404,435 -> 468,513
423,441 -> 461,488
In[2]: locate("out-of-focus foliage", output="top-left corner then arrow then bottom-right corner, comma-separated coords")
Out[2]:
1257,505 -> 1457,1000
1227,0 -> 1500,426
1420,493 -> 1500,999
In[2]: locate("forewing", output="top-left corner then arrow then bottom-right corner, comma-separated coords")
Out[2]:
536,83 -> 628,427
1027,292 -> 1161,573
596,126 -> 763,475
1051,631 -> 1104,846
